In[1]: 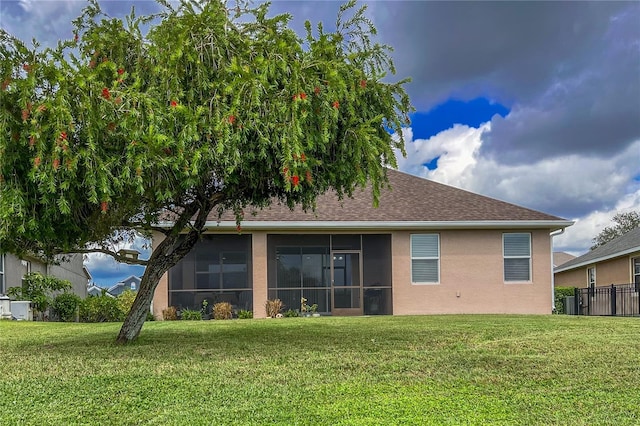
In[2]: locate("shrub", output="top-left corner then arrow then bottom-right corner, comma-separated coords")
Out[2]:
146,312 -> 156,321
213,302 -> 233,320
237,309 -> 253,319
162,306 -> 178,321
265,299 -> 283,318
554,286 -> 576,314
7,272 -> 72,320
181,308 -> 202,320
117,289 -> 137,315
79,295 -> 124,322
284,309 -> 299,318
51,292 -> 81,322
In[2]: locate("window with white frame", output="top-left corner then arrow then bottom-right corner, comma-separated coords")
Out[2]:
587,266 -> 596,297
411,234 -> 440,284
587,266 -> 596,288
632,258 -> 639,291
503,233 -> 531,282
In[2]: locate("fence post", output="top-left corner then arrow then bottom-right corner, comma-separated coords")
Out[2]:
574,287 -> 580,315
610,284 -> 616,316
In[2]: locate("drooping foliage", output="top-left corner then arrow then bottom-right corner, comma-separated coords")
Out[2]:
0,0 -> 412,342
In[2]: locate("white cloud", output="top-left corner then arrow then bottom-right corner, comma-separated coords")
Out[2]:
398,123 -> 640,254
554,189 -> 640,255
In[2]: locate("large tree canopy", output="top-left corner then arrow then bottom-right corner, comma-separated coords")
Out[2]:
0,0 -> 412,342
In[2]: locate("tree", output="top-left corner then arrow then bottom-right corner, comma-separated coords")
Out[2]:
0,0 -> 412,342
591,211 -> 640,250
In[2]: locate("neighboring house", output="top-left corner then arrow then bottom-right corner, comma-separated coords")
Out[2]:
554,227 -> 640,289
87,284 -> 114,298
108,275 -> 141,297
152,169 -> 572,319
553,252 -> 576,268
0,252 -> 87,299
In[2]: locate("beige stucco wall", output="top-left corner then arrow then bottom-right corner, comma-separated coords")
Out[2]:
152,231 -> 168,319
252,232 -> 268,319
391,229 -> 553,315
555,251 -> 640,288
152,228 -> 557,317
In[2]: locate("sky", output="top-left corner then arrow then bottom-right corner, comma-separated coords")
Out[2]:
1,0 -> 639,286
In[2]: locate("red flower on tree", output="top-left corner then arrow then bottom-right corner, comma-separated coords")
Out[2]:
305,170 -> 312,183
60,131 -> 67,141
300,92 -> 307,100
100,201 -> 108,213
117,68 -> 124,75
360,79 -> 367,88
300,153 -> 306,162
101,87 -> 111,100
53,158 -> 60,170
21,109 -> 30,121
29,136 -> 36,147
228,115 -> 236,124
314,86 -> 320,95
292,175 -> 300,187
34,157 -> 41,168
22,64 -> 31,73
332,100 -> 340,109
74,33 -> 79,43
170,100 -> 178,108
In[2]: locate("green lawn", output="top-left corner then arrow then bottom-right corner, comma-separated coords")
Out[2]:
1,315 -> 639,425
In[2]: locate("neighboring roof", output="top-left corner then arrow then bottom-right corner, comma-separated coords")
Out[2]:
555,227 -> 640,273
190,169 -> 571,230
553,252 -> 576,268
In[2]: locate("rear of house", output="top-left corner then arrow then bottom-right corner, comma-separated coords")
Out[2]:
152,170 -> 572,318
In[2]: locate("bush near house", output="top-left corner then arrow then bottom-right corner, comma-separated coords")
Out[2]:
79,294 -> 124,323
51,293 -> 82,322
7,272 -> 72,320
554,286 -> 576,314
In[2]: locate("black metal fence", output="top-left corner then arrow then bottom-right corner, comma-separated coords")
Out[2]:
568,283 -> 640,317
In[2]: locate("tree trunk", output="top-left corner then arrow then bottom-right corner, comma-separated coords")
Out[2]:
116,231 -> 199,343
115,258 -> 167,343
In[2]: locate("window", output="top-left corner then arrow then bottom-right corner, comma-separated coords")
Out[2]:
587,266 -> 596,297
632,258 -> 639,292
503,233 -> 531,282
411,234 -> 440,284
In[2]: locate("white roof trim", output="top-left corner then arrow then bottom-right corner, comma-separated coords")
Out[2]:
157,219 -> 573,231
554,246 -> 640,273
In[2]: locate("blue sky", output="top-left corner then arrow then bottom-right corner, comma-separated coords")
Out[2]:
2,1 -> 639,285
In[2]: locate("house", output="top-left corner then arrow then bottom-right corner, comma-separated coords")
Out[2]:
553,252 -> 576,268
554,227 -> 640,289
107,275 -> 141,297
87,284 -> 114,298
0,252 -> 88,299
152,169 -> 572,319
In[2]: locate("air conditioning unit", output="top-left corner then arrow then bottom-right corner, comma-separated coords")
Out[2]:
0,295 -> 11,320
10,301 -> 33,321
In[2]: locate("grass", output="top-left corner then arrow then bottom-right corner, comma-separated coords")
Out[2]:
1,315 -> 639,425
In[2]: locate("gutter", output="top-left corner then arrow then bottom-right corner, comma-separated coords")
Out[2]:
156,219 -> 575,231
549,228 -> 566,313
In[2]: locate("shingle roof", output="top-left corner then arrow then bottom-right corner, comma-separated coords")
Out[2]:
553,252 -> 577,267
211,169 -> 567,225
555,227 -> 640,272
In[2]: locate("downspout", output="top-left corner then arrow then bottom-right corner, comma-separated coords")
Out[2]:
549,228 -> 566,313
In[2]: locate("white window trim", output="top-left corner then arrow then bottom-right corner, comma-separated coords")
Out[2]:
587,266 -> 596,288
410,234 -> 440,285
503,233 -> 532,283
